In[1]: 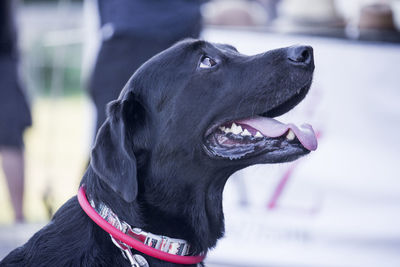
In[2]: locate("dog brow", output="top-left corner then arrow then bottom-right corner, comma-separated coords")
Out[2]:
187,39 -> 206,50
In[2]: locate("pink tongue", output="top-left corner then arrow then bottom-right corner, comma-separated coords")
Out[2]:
237,116 -> 318,151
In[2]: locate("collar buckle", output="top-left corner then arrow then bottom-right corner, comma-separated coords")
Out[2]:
111,235 -> 149,267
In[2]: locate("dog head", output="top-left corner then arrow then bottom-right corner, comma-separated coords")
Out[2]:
90,39 -> 316,204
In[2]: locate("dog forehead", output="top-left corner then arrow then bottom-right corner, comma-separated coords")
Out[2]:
119,39 -> 240,99
172,39 -> 238,56
213,43 -> 238,53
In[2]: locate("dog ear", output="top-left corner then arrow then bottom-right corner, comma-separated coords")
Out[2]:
90,97 -> 138,203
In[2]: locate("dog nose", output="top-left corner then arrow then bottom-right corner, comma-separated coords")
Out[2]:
287,45 -> 313,66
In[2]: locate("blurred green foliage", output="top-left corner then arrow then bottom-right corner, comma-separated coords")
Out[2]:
25,41 -> 83,97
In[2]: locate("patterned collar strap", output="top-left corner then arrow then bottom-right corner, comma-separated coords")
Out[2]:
90,200 -> 191,256
78,186 -> 205,265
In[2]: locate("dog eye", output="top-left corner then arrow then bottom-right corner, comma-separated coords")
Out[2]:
199,56 -> 217,69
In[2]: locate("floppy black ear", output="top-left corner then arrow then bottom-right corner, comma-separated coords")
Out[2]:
90,98 -> 137,203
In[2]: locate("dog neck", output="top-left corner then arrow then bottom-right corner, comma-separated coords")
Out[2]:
78,186 -> 206,265
138,166 -> 232,255
83,165 -> 231,258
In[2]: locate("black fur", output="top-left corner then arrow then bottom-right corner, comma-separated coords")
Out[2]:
1,39 -> 314,266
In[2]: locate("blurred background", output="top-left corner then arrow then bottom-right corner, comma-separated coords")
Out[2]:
0,0 -> 400,266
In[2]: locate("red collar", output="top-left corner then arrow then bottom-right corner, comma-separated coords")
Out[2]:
77,186 -> 206,265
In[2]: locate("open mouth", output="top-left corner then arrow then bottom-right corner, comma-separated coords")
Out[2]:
204,86 -> 318,161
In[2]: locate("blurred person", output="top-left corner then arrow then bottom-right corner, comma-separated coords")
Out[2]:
0,0 -> 32,223
87,0 -> 207,135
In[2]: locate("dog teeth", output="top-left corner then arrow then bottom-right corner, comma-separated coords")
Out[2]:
241,129 -> 251,136
255,131 -> 263,138
286,130 -> 295,140
219,123 -> 265,138
223,127 -> 232,133
231,123 -> 243,135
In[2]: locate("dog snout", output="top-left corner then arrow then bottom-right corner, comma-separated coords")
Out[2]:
287,45 -> 314,67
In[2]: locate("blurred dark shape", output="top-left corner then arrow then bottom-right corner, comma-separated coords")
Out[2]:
0,2 -> 15,55
88,0 -> 205,134
0,0 -> 32,223
359,3 -> 396,31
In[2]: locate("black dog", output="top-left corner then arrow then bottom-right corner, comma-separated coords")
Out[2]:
1,39 -> 316,266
